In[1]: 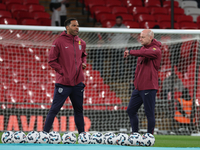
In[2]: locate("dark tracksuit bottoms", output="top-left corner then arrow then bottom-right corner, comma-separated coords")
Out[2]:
44,82 -> 85,133
127,89 -> 157,134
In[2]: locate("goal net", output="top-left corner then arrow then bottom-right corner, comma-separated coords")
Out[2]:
0,25 -> 200,135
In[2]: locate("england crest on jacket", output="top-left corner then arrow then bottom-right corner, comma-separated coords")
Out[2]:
79,41 -> 82,50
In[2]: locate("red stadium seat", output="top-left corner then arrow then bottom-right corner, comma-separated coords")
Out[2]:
163,1 -> 179,8
88,1 -> 105,11
90,6 -> 111,18
129,7 -> 149,18
16,11 -> 34,24
156,15 -> 171,23
105,0 -> 122,8
159,21 -> 179,29
22,0 -> 39,5
137,14 -> 155,23
180,22 -> 198,29
29,5 -> 45,13
0,18 -> 17,25
99,13 -> 116,23
112,6 -> 128,15
168,8 -> 185,15
197,16 -> 200,23
122,0 -> 143,7
0,10 -> 12,19
96,12 -> 114,22
93,7 -> 111,20
176,15 -> 193,23
144,0 -> 161,8
37,18 -> 51,26
7,4 -> 28,13
124,21 -> 140,28
21,19 -> 39,25
33,12 -> 50,19
140,21 -> 159,29
102,20 -> 115,28
151,7 -> 168,15
4,0 -> 22,5
0,3 -> 6,10
119,14 -> 134,21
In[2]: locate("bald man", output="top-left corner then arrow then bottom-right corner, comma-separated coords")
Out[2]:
124,29 -> 162,135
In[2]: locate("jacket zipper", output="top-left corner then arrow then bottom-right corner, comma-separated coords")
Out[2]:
73,37 -> 77,86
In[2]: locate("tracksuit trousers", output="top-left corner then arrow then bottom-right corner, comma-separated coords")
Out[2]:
43,82 -> 85,133
127,89 -> 157,134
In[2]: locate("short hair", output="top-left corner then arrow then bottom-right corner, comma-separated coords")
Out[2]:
116,16 -> 123,20
64,18 -> 77,27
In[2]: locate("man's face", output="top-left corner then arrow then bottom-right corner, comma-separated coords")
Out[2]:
140,31 -> 152,46
116,18 -> 123,26
66,20 -> 79,36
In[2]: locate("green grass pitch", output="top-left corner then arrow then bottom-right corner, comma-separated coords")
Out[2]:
0,132 -> 199,147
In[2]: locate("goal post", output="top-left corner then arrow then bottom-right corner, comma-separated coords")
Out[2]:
0,25 -> 200,135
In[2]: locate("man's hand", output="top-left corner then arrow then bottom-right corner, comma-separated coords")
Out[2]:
82,63 -> 86,69
124,50 -> 129,58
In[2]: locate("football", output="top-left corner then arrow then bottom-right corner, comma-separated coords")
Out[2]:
36,131 -> 50,144
128,132 -> 142,146
26,131 -> 39,143
115,133 -> 129,146
62,132 -> 77,144
49,131 -> 61,144
103,132 -> 116,145
1,131 -> 14,143
78,132 -> 91,144
140,133 -> 155,146
12,131 -> 26,143
90,132 -> 104,144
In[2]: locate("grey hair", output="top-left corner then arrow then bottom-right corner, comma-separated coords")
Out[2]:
149,30 -> 154,39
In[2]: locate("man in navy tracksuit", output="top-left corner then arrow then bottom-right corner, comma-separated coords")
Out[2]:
43,18 -> 87,133
124,29 -> 161,134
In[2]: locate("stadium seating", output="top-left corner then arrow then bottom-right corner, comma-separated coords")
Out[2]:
22,0 -> 39,5
98,13 -> 115,23
28,5 -> 45,13
156,15 -> 171,23
176,15 -> 193,23
7,4 -> 28,13
0,18 -> 17,25
4,0 -> 22,5
16,11 -> 34,24
163,1 -> 179,8
144,0 -> 161,8
124,21 -> 140,28
121,0 -> 143,7
33,12 -> 50,20
102,20 -> 115,28
129,6 -> 149,17
137,14 -> 155,23
181,1 -> 198,9
184,8 -> 200,22
0,10 -> 12,19
21,19 -> 39,25
168,7 -> 185,15
159,22 -> 179,29
0,3 -> 6,10
118,14 -> 134,21
111,6 -> 128,15
105,0 -> 122,8
140,21 -> 159,29
180,22 -> 198,29
93,7 -> 111,21
88,1 -> 105,11
37,18 -> 51,26
151,7 -> 168,15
